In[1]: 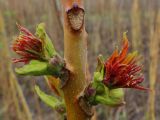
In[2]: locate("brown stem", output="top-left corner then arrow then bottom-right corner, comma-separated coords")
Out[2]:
61,0 -> 93,120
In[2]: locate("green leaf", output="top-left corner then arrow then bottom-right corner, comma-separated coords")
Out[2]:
93,54 -> 105,82
15,58 -> 65,76
109,88 -> 124,100
36,23 -> 57,58
15,60 -> 48,76
35,85 -> 63,109
95,87 -> 125,106
93,71 -> 103,82
96,54 -> 105,71
93,66 -> 104,82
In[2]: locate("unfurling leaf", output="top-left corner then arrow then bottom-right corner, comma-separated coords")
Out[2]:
35,85 -> 66,113
36,23 -> 57,58
94,87 -> 125,106
93,55 -> 105,82
85,82 -> 124,106
96,54 -> 105,72
15,60 -> 48,75
15,58 -> 65,76
93,71 -> 104,82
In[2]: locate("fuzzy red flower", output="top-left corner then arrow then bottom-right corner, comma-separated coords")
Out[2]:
12,24 -> 44,63
103,34 -> 148,90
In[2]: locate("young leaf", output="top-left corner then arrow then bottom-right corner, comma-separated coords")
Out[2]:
15,60 -> 48,76
35,85 -> 65,113
96,54 -> 105,72
93,55 -> 105,82
36,23 -> 57,57
94,87 -> 125,106
93,71 -> 104,82
93,66 -> 104,82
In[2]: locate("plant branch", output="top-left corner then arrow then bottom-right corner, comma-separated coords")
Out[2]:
61,0 -> 93,119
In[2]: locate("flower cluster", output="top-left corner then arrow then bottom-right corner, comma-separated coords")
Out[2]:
11,23 -> 68,115
84,33 -> 148,106
103,34 -> 147,90
12,24 -> 44,64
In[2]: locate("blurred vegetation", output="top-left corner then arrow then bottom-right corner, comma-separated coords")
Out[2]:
0,0 -> 160,120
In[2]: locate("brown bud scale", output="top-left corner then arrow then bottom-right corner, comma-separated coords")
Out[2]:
67,6 -> 84,31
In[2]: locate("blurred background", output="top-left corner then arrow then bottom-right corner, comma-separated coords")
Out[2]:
0,0 -> 160,120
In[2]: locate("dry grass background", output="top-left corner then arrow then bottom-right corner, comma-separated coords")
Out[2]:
0,0 -> 160,120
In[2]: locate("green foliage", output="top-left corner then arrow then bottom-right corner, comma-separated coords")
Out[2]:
35,85 -> 65,113
15,60 -> 49,76
14,23 -> 65,77
94,88 -> 124,106
87,81 -> 125,106
36,23 -> 57,58
15,59 -> 65,76
93,55 -> 105,82
87,54 -> 125,106
93,70 -> 104,82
